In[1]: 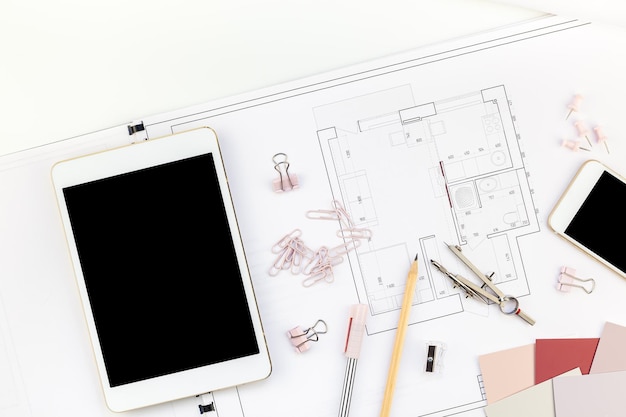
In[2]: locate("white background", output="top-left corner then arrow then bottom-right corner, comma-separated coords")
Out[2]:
0,0 -> 546,156
4,2 -> 626,416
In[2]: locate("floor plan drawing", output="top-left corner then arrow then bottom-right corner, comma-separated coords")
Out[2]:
4,14 -> 616,417
314,85 -> 540,335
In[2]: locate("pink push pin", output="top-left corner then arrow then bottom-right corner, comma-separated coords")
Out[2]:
574,120 -> 593,147
287,319 -> 327,353
566,94 -> 583,120
557,266 -> 595,294
594,126 -> 610,154
561,139 -> 589,152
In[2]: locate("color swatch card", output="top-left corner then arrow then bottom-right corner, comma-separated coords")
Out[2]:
589,321 -> 626,374
484,368 -> 581,417
534,338 -> 599,384
553,370 -> 626,417
478,343 -> 535,404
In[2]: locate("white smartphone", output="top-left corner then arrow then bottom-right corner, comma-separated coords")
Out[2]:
548,159 -> 626,278
51,127 -> 272,412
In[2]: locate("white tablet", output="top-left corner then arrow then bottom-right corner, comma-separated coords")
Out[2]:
51,127 -> 271,412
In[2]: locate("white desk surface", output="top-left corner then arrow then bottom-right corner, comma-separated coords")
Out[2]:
1,0 -> 544,156
4,2 -> 626,417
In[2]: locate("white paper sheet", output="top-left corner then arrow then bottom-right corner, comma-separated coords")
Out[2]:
3,14 -> 626,417
489,0 -> 626,27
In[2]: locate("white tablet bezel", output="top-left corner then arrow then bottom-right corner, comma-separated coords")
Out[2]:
51,127 -> 271,412
548,159 -> 626,278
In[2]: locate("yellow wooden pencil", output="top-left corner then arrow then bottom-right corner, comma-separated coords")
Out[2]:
380,254 -> 419,417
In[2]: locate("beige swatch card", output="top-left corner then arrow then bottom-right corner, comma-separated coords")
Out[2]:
478,343 -> 535,404
484,368 -> 581,417
589,321 -> 626,374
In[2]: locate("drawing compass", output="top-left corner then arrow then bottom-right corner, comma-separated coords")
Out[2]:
430,244 -> 535,325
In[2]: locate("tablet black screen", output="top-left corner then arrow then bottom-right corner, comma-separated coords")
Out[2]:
63,153 -> 259,387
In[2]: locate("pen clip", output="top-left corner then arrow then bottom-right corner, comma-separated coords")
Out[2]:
344,304 -> 368,359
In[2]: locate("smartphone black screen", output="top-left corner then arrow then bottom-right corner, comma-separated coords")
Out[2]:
564,171 -> 626,273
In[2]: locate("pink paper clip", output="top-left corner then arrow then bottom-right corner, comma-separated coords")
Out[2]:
566,94 -> 583,120
302,264 -> 336,287
331,200 -> 356,230
287,319 -> 328,353
329,238 -> 362,257
307,200 -> 373,242
557,266 -> 595,294
272,153 -> 299,192
561,139 -> 590,152
269,229 -> 314,276
271,229 -> 303,253
301,246 -> 342,287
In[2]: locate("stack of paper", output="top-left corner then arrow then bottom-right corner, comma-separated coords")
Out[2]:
479,321 -> 626,416
489,0 -> 626,28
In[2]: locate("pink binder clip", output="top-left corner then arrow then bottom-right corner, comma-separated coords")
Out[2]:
272,153 -> 299,192
287,319 -> 328,353
566,94 -> 583,120
561,139 -> 589,152
557,266 -> 595,294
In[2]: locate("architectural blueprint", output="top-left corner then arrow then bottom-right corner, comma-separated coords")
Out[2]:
314,85 -> 539,334
115,16 -> 589,417
7,14 -> 626,417
146,82 -> 542,417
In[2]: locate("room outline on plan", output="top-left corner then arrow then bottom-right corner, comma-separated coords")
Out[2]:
314,84 -> 540,334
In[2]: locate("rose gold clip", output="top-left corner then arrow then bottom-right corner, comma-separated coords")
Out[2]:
287,319 -> 328,353
272,153 -> 299,192
557,266 -> 595,294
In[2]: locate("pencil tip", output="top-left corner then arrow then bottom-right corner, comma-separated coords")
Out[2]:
414,253 -> 418,261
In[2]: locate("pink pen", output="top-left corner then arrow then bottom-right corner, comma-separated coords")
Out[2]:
338,304 -> 368,417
